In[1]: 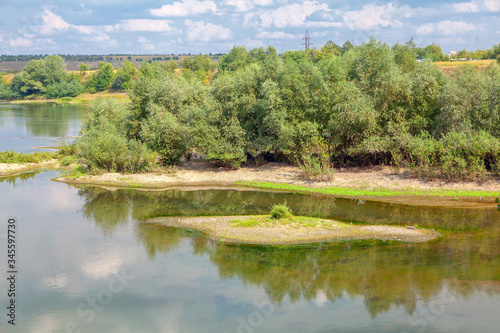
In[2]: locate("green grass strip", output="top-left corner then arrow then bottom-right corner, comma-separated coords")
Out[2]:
237,181 -> 500,198
0,150 -> 57,164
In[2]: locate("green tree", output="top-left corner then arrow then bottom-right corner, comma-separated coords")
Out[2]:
112,60 -> 137,91
87,62 -> 115,93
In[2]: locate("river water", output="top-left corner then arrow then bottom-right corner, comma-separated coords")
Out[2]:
0,103 -> 499,332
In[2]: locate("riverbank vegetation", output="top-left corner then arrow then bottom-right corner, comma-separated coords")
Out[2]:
2,38 -> 500,181
69,38 -> 500,181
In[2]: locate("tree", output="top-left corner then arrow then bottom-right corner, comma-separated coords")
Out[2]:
10,55 -> 67,96
87,62 -> 115,93
79,63 -> 89,72
219,46 -> 250,72
112,60 -> 136,91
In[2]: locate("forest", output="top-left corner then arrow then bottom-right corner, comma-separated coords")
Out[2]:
4,38 -> 500,180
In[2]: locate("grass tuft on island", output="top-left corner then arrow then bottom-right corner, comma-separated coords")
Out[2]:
145,215 -> 439,245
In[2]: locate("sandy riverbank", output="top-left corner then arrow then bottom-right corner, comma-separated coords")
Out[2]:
0,160 -> 60,176
55,161 -> 500,208
146,215 -> 440,245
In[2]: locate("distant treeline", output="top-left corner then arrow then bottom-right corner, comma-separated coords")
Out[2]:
0,53 -> 224,63
71,38 -> 500,180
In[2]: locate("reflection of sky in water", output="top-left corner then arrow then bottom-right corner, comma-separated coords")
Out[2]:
0,102 -> 85,152
0,171 -> 499,332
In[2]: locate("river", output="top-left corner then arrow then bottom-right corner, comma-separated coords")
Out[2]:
0,103 -> 499,332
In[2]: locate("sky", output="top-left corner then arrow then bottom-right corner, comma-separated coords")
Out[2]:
0,0 -> 499,55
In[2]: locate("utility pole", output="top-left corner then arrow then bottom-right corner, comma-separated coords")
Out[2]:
301,30 -> 313,50
476,33 -> 479,52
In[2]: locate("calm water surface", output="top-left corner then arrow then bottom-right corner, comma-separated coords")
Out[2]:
0,104 -> 499,332
0,102 -> 85,153
0,172 -> 499,332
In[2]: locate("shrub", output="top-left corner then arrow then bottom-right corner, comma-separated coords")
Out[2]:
140,108 -> 188,165
60,155 -> 77,166
270,202 -> 292,220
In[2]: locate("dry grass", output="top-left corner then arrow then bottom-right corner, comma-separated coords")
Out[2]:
434,59 -> 495,67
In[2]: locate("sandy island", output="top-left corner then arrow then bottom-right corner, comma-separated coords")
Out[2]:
146,215 -> 440,245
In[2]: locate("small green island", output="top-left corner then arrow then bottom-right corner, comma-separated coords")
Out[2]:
146,203 -> 439,245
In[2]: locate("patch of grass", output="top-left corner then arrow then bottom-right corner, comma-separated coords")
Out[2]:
229,215 -> 353,228
67,164 -> 88,179
0,150 -> 57,164
237,181 -> 500,198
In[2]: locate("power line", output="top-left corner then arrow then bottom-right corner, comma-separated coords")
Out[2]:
301,30 -> 313,50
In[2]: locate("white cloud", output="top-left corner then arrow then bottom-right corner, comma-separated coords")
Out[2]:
437,20 -> 476,35
417,20 -> 476,36
106,19 -> 177,33
452,2 -> 480,12
39,9 -> 71,35
483,0 -> 500,11
307,21 -> 343,28
416,23 -> 435,35
184,19 -> 232,42
38,9 -> 95,35
343,3 -> 405,30
224,0 -> 273,12
256,31 -> 296,39
452,0 -> 500,12
150,0 -> 217,17
137,36 -> 155,51
84,33 -> 118,47
253,1 -> 331,28
9,37 -> 33,48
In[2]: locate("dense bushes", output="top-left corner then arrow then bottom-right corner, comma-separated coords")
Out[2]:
75,39 -> 500,179
77,98 -> 154,173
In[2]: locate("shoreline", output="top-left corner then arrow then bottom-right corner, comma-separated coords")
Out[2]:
3,160 -> 500,207
54,161 -> 500,208
146,215 -> 440,245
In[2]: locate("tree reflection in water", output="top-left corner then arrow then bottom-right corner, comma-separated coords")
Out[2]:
77,186 -> 500,317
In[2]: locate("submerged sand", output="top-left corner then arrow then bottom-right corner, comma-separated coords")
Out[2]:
146,215 -> 440,245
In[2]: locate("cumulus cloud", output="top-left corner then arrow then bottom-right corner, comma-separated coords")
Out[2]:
343,3 -> 406,30
137,36 -> 155,51
106,19 -> 177,33
38,9 -> 71,35
9,37 -> 33,48
38,9 -> 95,35
416,23 -> 435,35
417,20 -> 476,36
256,31 -> 296,39
452,0 -> 500,12
224,0 -> 273,12
249,1 -> 331,28
452,1 -> 480,12
483,0 -> 500,11
150,0 -> 217,17
184,19 -> 232,41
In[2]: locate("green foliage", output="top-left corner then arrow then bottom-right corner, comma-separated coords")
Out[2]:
75,41 -> 500,180
79,63 -> 89,72
270,201 -> 292,220
60,155 -> 77,166
45,77 -> 84,98
112,60 -> 136,91
8,55 -> 76,98
0,151 -> 56,163
140,107 -> 188,165
77,98 -> 155,173
87,62 -> 115,93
